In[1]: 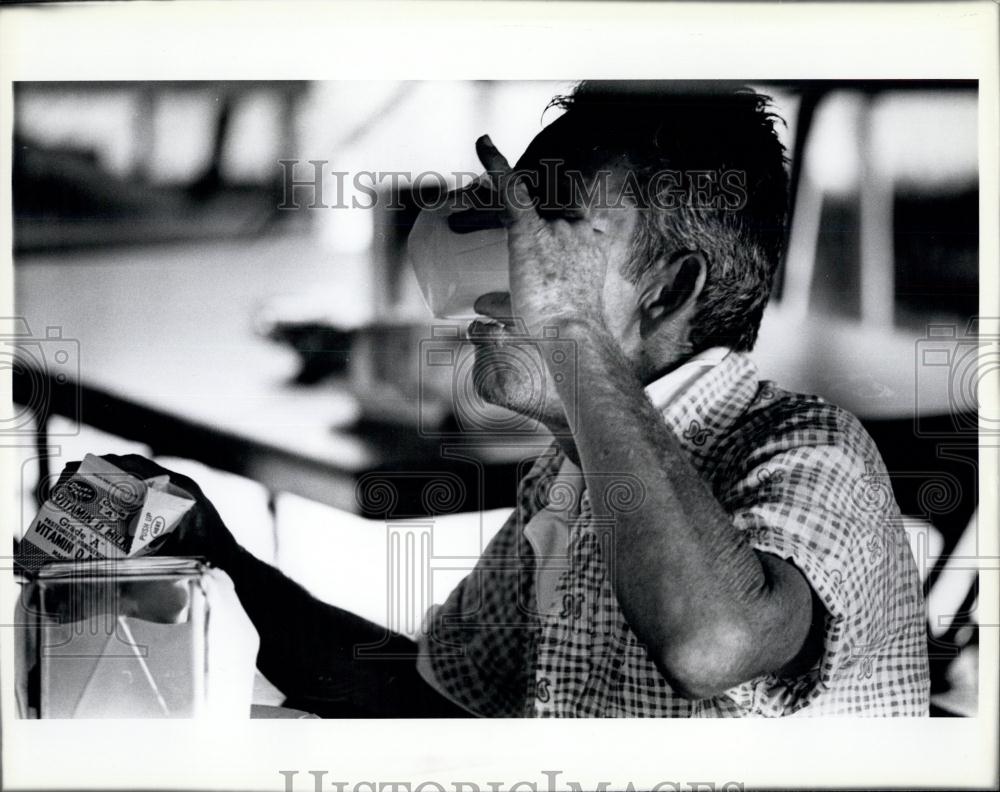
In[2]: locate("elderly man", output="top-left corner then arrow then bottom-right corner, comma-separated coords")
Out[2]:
89,83 -> 929,717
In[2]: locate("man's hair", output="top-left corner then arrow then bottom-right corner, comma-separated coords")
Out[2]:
548,81 -> 790,352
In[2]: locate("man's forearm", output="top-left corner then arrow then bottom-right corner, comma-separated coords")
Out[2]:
218,546 -> 467,716
553,320 -> 815,697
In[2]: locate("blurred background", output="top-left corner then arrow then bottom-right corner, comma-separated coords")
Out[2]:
9,80 -> 982,715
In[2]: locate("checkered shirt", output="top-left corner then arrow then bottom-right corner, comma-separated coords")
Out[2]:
417,351 -> 930,716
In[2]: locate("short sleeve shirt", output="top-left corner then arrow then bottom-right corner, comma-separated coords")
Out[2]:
417,351 -> 930,716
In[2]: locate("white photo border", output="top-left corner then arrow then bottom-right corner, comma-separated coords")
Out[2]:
0,2 -> 997,790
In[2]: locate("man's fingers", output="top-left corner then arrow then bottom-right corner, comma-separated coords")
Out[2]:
475,134 -> 511,178
447,207 -> 505,234
475,135 -> 538,227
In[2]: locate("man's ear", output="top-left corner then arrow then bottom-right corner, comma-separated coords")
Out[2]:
638,250 -> 708,337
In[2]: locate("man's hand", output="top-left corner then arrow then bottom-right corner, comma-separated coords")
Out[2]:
475,135 -> 612,338
52,454 -> 240,569
47,457 -> 465,716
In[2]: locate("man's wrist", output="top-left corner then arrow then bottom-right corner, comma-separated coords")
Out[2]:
555,315 -> 626,370
547,313 -> 644,402
549,313 -> 609,343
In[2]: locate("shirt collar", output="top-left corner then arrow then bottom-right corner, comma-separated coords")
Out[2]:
644,346 -> 733,411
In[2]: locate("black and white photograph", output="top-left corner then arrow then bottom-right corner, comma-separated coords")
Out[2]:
1,2 -> 997,790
